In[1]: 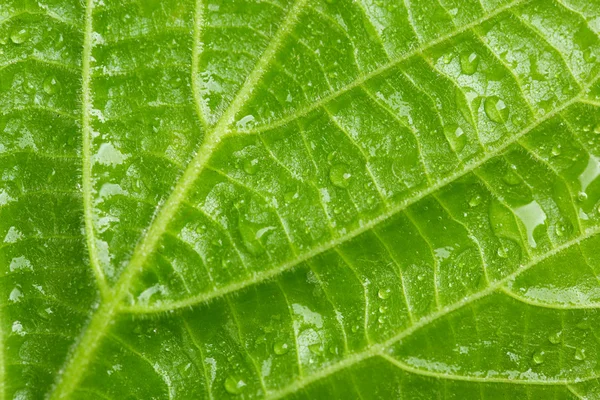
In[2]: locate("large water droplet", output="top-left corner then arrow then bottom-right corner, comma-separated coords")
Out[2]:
10,28 -> 30,44
43,76 -> 60,95
460,51 -> 479,75
224,376 -> 246,395
378,288 -> 391,299
273,341 -> 289,355
329,163 -> 351,188
532,349 -> 545,364
484,96 -> 509,123
514,200 -> 547,248
444,123 -> 467,152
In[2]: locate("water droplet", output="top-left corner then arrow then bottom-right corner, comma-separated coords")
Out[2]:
594,123 -> 600,134
10,28 -> 30,44
460,51 -> 479,75
224,376 -> 246,395
551,145 -> 561,157
379,305 -> 388,313
309,343 -> 323,354
444,123 -> 467,152
502,171 -> 521,186
351,325 -> 359,333
554,222 -> 570,237
484,96 -> 509,123
578,191 -> 588,202
378,316 -> 385,324
443,52 -> 454,64
329,163 -> 351,188
243,159 -> 258,175
548,331 -> 562,344
532,349 -> 545,364
575,348 -> 586,361
378,288 -> 391,299
273,341 -> 289,355
469,194 -> 482,207
497,246 -> 508,258
22,78 -> 36,95
284,191 -> 298,203
43,76 -> 60,95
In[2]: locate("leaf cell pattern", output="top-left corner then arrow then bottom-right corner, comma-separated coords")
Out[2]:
1,0 -> 600,399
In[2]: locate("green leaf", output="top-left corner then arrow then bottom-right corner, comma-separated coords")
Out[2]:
2,0 -> 600,398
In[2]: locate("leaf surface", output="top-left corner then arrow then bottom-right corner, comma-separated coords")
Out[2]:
2,0 -> 600,398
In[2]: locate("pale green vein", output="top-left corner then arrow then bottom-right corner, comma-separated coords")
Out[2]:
264,225 -> 600,400
80,0 -> 109,298
47,0 -> 310,397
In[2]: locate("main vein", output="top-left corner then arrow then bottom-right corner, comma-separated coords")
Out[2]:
48,0 -> 308,397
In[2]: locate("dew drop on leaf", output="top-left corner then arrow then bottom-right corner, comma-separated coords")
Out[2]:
497,246 -> 508,258
594,123 -> 600,134
43,76 -> 60,95
309,343 -> 323,354
22,78 -> 36,95
273,341 -> 289,355
578,191 -> 588,202
444,123 -> 466,152
379,305 -> 388,313
329,163 -> 351,188
224,376 -> 246,395
548,331 -> 562,344
460,51 -> 479,75
551,145 -> 561,157
243,159 -> 259,175
575,348 -> 586,361
378,288 -> 391,299
502,170 -> 521,186
532,349 -> 545,364
10,28 -> 30,44
468,194 -> 482,207
484,96 -> 509,123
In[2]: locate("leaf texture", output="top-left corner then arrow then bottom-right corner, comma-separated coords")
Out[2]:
1,0 -> 600,398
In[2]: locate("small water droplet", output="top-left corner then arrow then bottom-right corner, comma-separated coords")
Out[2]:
502,170 -> 521,186
43,76 -> 60,95
10,28 -> 30,44
484,96 -> 509,123
243,159 -> 259,175
224,376 -> 246,395
309,343 -> 323,354
273,341 -> 289,355
532,349 -> 545,364
329,163 -> 351,188
443,52 -> 454,64
497,246 -> 508,258
22,78 -> 36,95
460,51 -> 479,75
574,348 -> 586,361
469,194 -> 482,207
378,288 -> 391,299
554,222 -> 569,237
578,191 -> 588,202
551,145 -> 561,157
379,305 -> 388,313
548,331 -> 562,344
351,325 -> 359,333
